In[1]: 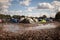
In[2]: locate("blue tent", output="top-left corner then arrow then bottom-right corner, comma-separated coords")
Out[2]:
10,18 -> 19,23
45,18 -> 53,22
45,18 -> 50,21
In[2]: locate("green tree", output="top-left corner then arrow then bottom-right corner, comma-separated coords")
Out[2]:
0,14 -> 5,19
5,15 -> 11,19
42,15 -> 47,19
55,12 -> 60,21
12,15 -> 20,19
55,12 -> 60,19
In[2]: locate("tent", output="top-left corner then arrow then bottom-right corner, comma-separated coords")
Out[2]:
19,18 -> 34,24
33,18 -> 38,22
40,19 -> 46,23
45,18 -> 53,22
10,18 -> 19,23
38,17 -> 43,21
19,18 -> 25,22
0,19 -> 3,23
27,18 -> 34,23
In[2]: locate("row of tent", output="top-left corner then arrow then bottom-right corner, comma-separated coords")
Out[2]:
10,18 -> 38,23
0,17 -> 54,24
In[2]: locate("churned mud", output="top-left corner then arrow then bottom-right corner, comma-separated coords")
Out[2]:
0,22 -> 60,40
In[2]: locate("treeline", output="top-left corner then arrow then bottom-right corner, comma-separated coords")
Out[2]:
0,14 -> 47,19
55,12 -> 60,22
0,14 -> 11,19
0,14 -> 50,19
0,11 -> 60,20
0,14 -> 25,19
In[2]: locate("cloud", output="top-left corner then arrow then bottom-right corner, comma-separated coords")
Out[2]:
36,1 -> 60,13
37,2 -> 54,9
51,1 -> 60,12
27,7 -> 33,12
37,1 -> 60,9
20,1 -> 60,17
27,7 -> 35,12
20,0 -> 31,6
0,0 -> 12,14
2,5 -> 9,9
6,10 -> 23,16
50,12 -> 56,18
0,0 -> 12,3
52,1 -> 60,7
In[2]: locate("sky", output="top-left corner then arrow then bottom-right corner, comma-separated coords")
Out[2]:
0,0 -> 60,17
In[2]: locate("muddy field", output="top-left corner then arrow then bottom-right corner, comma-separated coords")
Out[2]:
0,22 -> 60,40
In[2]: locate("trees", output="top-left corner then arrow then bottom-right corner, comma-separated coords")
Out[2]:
42,15 -> 47,18
5,15 -> 11,19
12,15 -> 20,19
0,14 -> 5,19
55,12 -> 60,19
55,12 -> 60,21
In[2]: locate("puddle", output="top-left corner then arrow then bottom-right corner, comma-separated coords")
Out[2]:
25,23 -> 56,30
2,23 -> 57,33
3,24 -> 20,33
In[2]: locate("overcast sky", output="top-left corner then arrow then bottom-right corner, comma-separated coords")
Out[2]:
0,0 -> 60,17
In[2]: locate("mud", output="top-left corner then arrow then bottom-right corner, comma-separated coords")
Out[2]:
0,22 -> 60,40
1,23 -> 57,33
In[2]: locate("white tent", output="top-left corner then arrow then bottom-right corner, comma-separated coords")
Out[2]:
19,17 -> 34,24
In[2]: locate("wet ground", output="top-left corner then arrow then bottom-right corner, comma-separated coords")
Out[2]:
0,22 -> 60,40
2,23 -> 57,32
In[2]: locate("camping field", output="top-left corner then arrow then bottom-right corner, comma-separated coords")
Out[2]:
0,0 -> 60,40
0,22 -> 60,40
